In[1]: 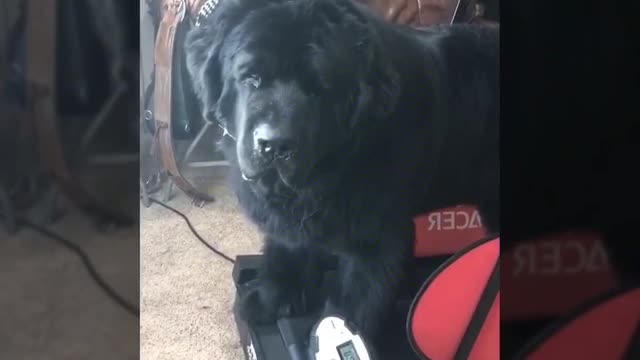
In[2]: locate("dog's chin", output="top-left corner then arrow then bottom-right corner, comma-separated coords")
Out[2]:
244,164 -> 310,199
279,157 -> 319,190
276,167 -> 304,190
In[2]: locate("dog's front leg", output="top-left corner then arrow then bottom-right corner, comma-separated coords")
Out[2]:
325,225 -> 413,341
240,239 -> 327,324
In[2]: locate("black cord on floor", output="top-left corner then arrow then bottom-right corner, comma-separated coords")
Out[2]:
1,197 -> 234,319
148,197 -> 235,264
1,215 -> 140,318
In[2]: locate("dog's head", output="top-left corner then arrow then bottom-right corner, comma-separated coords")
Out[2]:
185,0 -> 398,193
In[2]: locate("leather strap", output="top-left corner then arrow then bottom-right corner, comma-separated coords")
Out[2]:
26,0 -> 68,180
150,0 -> 208,21
153,0 -> 214,202
26,0 -> 132,225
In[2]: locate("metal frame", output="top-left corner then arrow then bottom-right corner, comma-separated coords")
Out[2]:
80,85 -> 139,168
181,118 -> 229,169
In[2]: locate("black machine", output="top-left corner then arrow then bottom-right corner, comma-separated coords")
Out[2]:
231,255 -> 450,360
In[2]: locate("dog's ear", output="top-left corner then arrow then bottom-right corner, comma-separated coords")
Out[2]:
335,3 -> 400,129
347,63 -> 400,127
338,1 -> 400,125
185,0 -> 254,121
308,0 -> 373,57
184,20 -> 225,121
362,49 -> 401,122
185,0 -> 280,121
305,0 -> 399,128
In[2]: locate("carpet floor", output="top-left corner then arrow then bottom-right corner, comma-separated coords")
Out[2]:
0,210 -> 139,360
140,182 -> 262,360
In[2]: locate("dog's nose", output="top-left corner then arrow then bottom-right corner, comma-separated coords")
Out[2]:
253,124 -> 293,159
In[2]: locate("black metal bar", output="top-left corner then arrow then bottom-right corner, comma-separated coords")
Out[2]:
80,79 -> 128,151
182,120 -> 213,163
140,178 -> 151,208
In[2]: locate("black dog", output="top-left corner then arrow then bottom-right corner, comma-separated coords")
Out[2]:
185,0 -> 499,339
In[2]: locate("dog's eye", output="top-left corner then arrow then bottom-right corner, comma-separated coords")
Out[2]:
242,74 -> 261,89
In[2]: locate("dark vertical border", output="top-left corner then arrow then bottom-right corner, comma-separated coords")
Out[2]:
500,0 -> 638,357
1,0 -> 140,358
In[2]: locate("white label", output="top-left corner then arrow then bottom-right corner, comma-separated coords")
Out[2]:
511,239 -> 610,276
427,210 -> 483,231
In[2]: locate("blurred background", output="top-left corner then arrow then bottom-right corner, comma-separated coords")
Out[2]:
1,1 -> 139,358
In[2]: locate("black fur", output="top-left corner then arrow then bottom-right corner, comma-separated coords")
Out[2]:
185,0 -> 499,339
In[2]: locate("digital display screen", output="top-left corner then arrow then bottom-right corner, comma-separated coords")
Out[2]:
337,341 -> 360,360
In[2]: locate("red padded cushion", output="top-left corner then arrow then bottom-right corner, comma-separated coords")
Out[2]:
409,236 -> 500,360
524,287 -> 640,360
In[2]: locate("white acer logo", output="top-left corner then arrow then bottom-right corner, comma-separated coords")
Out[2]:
427,210 -> 483,231
511,239 -> 610,276
246,340 -> 257,360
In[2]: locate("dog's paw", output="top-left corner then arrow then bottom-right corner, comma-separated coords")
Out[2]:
239,282 -> 292,324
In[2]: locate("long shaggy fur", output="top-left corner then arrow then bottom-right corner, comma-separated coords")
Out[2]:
185,0 -> 499,339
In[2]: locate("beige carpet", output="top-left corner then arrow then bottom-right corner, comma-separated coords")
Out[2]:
0,209 -> 139,360
140,181 -> 262,360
